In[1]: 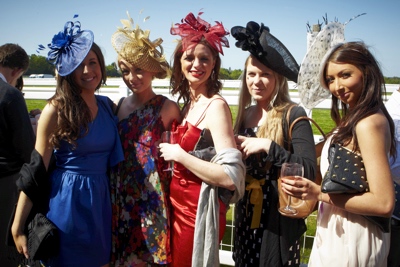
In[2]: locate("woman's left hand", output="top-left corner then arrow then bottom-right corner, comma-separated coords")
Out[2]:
281,176 -> 320,201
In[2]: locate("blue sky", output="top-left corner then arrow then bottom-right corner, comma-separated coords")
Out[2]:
1,0 -> 399,77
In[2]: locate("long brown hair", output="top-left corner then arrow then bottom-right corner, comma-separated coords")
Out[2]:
49,43 -> 107,149
323,42 -> 396,156
169,39 -> 222,111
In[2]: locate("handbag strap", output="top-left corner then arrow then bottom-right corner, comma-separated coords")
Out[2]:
286,109 -> 327,174
285,105 -> 326,151
289,116 -> 326,142
283,104 -> 296,152
287,113 -> 326,186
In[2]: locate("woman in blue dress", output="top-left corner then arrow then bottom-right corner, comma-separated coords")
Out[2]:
11,17 -> 123,266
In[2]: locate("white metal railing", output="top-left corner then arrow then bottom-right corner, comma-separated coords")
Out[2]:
22,78 -> 397,110
219,204 -> 235,265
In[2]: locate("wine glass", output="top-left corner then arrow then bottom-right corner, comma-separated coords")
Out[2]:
161,131 -> 175,172
278,162 -> 304,216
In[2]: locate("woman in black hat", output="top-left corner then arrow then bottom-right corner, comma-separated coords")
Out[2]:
231,21 -> 317,266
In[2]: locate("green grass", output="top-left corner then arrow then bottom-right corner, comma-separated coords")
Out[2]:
309,109 -> 335,135
26,99 -> 47,111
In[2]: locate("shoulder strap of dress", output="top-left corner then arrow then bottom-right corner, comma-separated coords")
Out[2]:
194,97 -> 227,126
114,97 -> 125,116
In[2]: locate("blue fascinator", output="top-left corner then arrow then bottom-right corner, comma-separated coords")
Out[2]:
231,21 -> 299,82
38,15 -> 94,76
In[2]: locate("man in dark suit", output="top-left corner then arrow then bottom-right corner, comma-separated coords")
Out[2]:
0,43 -> 35,266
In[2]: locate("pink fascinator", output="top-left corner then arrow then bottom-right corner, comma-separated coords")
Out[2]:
170,12 -> 229,55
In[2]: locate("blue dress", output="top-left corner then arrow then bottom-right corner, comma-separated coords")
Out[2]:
45,95 -> 123,266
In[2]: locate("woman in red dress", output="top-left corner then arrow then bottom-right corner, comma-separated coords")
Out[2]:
159,12 -> 245,267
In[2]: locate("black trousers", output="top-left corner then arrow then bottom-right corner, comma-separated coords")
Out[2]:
0,173 -> 22,266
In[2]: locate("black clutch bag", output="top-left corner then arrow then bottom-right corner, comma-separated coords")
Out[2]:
321,143 -> 368,194
189,128 -> 216,161
321,143 -> 390,232
27,212 -> 59,261
7,206 -> 60,261
188,128 -> 233,205
7,150 -> 60,260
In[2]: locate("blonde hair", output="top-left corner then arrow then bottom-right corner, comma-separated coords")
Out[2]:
234,55 -> 294,146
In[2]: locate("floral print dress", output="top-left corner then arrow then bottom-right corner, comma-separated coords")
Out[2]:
110,95 -> 171,266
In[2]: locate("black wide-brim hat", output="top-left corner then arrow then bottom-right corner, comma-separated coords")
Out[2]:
231,21 -> 299,82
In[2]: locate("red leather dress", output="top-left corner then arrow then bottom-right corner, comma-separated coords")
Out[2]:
170,120 -> 227,267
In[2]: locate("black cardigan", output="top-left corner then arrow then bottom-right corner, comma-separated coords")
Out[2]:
16,149 -> 55,211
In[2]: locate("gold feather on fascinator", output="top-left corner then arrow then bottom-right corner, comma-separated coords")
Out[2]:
112,11 -> 170,78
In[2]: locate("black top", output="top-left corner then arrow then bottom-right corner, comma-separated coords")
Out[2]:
0,78 -> 35,177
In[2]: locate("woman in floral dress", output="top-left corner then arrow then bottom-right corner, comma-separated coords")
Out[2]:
110,13 -> 181,266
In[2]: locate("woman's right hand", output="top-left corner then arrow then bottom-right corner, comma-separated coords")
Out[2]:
11,223 -> 29,259
11,191 -> 33,259
281,176 -> 321,202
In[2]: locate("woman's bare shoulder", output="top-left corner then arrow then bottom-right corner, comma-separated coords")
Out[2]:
356,110 -> 389,132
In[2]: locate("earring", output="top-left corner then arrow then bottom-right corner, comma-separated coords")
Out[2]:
211,70 -> 215,80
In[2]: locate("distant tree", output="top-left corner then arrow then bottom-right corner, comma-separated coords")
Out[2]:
230,69 -> 243,80
219,68 -> 231,79
219,67 -> 243,79
106,62 -> 121,77
385,76 -> 400,84
26,54 -> 54,75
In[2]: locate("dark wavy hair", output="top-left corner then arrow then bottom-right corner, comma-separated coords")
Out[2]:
169,38 -> 222,111
49,42 -> 107,149
322,42 -> 396,157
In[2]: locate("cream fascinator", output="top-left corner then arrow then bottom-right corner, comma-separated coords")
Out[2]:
111,12 -> 170,79
297,14 -> 366,109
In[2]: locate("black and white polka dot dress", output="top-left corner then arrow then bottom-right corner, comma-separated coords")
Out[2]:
233,127 -> 302,267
